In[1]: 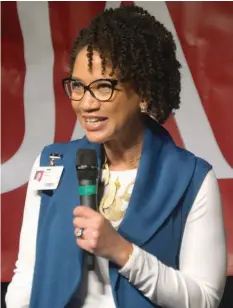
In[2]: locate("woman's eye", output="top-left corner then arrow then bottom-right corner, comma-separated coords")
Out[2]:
72,81 -> 83,90
97,83 -> 112,90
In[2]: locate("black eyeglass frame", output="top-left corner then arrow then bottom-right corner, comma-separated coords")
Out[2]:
62,77 -> 119,102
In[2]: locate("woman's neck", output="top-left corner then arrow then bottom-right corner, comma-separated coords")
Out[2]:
104,118 -> 145,171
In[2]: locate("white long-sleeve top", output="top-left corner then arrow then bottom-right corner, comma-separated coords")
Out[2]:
6,155 -> 227,308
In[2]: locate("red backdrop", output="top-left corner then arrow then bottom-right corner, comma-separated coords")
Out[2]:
1,1 -> 233,281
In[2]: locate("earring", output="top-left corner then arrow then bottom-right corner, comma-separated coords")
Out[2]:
140,102 -> 148,113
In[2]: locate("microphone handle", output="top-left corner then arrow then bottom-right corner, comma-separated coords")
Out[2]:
80,194 -> 97,210
79,179 -> 97,271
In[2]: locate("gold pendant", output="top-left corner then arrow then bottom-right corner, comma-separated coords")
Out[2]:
102,163 -> 110,186
100,181 -> 117,210
99,159 -> 136,225
104,197 -> 126,221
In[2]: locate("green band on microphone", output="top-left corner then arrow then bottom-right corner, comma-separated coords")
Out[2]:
78,185 -> 97,196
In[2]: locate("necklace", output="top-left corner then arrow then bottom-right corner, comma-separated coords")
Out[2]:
99,159 -> 137,229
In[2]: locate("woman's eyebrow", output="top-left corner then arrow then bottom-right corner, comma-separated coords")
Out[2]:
71,76 -> 83,82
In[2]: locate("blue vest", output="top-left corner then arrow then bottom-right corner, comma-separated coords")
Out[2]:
29,120 -> 211,308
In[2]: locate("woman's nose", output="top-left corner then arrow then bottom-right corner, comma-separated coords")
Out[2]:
80,91 -> 101,111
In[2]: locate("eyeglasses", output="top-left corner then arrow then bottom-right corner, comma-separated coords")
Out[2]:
62,78 -> 119,102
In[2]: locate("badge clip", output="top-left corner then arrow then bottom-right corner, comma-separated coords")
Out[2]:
49,153 -> 63,166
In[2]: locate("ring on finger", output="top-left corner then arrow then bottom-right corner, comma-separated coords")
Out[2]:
75,228 -> 84,238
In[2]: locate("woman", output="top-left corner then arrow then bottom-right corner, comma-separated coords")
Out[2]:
6,5 -> 226,308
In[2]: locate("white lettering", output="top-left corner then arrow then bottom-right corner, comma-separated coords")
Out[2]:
1,2 -> 55,193
2,1 -> 232,194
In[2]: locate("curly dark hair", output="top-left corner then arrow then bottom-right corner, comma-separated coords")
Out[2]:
70,5 -> 181,124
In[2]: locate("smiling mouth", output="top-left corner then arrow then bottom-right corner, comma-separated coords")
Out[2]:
83,117 -> 108,131
85,117 -> 107,123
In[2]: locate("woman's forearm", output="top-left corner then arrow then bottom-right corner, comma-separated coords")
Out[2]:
119,170 -> 226,308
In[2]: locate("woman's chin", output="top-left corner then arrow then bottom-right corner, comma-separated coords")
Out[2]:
85,130 -> 110,144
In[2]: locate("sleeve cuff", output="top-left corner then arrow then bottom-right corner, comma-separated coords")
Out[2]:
119,244 -> 141,277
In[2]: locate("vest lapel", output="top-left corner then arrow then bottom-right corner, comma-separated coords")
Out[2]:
108,121 -> 196,293
117,121 -> 195,246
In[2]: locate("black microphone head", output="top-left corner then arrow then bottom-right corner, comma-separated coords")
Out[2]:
76,149 -> 98,181
76,148 -> 97,166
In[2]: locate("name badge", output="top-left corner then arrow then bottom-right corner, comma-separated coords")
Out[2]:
30,166 -> 64,190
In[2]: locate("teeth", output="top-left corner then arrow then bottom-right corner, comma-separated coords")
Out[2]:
86,118 -> 103,123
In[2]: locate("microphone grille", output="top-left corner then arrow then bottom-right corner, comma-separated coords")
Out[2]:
76,149 -> 98,181
76,149 -> 98,167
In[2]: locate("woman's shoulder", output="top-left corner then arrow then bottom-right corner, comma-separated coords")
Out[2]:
176,145 -> 212,171
41,138 -> 85,154
171,146 -> 213,185
150,119 -> 212,171
37,138 -> 86,165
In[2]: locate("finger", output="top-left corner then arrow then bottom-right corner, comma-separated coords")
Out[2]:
75,229 -> 98,254
73,217 -> 90,229
73,206 -> 98,218
74,228 -> 98,241
76,238 -> 94,254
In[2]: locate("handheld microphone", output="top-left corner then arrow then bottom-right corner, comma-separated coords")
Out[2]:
76,148 -> 98,270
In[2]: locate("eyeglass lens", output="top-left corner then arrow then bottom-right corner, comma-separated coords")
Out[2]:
65,80 -> 114,101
